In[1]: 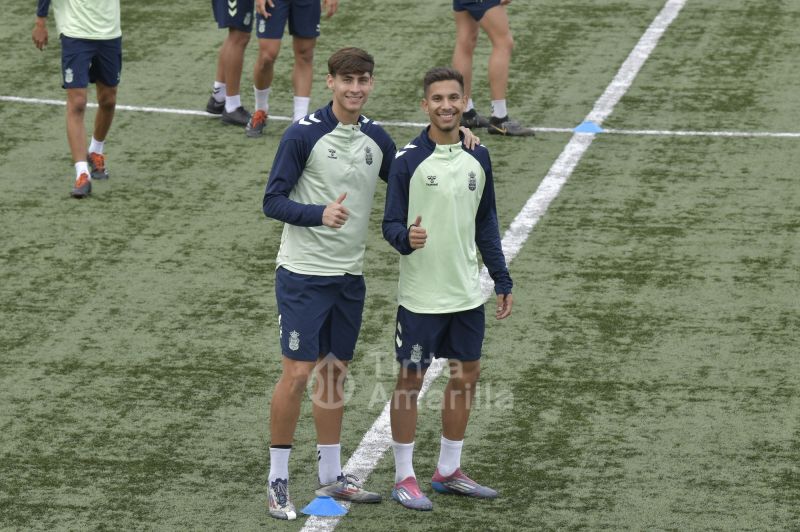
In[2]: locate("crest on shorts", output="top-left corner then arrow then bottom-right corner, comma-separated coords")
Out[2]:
289,330 -> 300,351
64,68 -> 73,84
410,343 -> 423,364
468,171 -> 476,191
244,12 -> 252,26
258,19 -> 266,33
365,146 -> 373,165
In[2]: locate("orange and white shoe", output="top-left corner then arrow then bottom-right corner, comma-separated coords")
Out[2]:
87,152 -> 108,180
246,109 -> 268,138
71,172 -> 92,198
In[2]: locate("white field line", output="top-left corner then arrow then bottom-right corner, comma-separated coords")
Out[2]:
302,0 -> 687,530
2,94 -> 799,138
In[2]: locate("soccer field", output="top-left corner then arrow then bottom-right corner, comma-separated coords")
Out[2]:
1,0 -> 799,530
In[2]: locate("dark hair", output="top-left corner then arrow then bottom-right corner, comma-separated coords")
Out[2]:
328,47 -> 375,77
423,67 -> 464,96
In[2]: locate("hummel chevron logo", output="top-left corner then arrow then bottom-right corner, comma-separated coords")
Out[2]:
395,143 -> 417,158
227,0 -> 237,16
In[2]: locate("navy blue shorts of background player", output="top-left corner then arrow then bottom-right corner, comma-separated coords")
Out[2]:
256,0 -> 321,39
275,267 -> 365,362
453,0 -> 502,21
60,36 -> 122,89
394,305 -> 485,370
212,0 -> 254,31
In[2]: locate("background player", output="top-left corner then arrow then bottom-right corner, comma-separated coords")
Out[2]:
32,0 -> 121,198
452,0 -> 535,136
246,0 -> 338,138
382,66 -> 513,511
206,0 -> 253,126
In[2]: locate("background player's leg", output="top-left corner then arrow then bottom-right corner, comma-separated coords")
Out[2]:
479,5 -> 513,103
451,10 -> 479,106
65,87 -> 88,165
222,28 -> 251,105
291,36 -> 316,120
93,81 -> 117,143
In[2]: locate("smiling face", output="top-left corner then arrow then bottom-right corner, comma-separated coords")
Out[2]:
421,79 -> 466,143
327,71 -> 374,124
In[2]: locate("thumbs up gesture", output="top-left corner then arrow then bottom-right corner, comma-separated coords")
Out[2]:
408,215 -> 427,249
322,192 -> 350,229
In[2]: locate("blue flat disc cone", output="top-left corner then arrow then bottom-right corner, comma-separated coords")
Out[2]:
301,496 -> 348,516
574,121 -> 604,133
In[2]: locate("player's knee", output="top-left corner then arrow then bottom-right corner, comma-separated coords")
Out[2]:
451,363 -> 480,388
294,46 -> 314,65
257,48 -> 279,68
495,33 -> 514,54
281,364 -> 313,394
67,94 -> 88,114
97,91 -> 117,110
396,371 -> 425,392
228,29 -> 251,48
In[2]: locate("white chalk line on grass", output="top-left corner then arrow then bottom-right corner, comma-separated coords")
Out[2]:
2,94 -> 799,139
301,0 -> 688,530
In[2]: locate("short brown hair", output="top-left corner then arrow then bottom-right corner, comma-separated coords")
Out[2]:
423,67 -> 464,96
328,47 -> 375,77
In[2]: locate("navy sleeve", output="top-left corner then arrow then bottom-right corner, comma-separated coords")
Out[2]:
378,132 -> 396,184
382,156 -> 414,255
262,138 -> 326,226
37,0 -> 50,17
474,151 -> 513,295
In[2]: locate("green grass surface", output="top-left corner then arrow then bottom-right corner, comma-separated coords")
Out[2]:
1,0 -> 798,530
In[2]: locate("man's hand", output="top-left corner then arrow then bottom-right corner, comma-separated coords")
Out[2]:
322,192 -> 349,228
323,0 -> 339,18
256,0 -> 274,19
32,17 -> 48,50
495,293 -> 513,319
459,126 -> 480,150
408,215 -> 427,249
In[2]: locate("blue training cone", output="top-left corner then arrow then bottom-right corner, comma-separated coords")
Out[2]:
301,496 -> 348,517
574,120 -> 604,133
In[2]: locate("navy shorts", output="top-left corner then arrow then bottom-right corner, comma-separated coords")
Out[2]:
212,0 -> 254,31
275,267 -> 365,362
453,0 -> 503,21
60,36 -> 122,89
256,0 -> 321,39
394,305 -> 485,370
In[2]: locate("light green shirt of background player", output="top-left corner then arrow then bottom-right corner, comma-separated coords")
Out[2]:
51,0 -> 121,40
399,144 -> 487,313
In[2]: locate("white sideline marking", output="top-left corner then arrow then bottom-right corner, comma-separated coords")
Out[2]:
302,0 -> 687,530
2,94 -> 798,139
603,127 -> 800,138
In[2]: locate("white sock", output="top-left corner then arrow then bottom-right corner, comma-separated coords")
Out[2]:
88,137 -> 104,155
254,86 -> 271,112
491,99 -> 508,119
293,96 -> 311,121
466,98 -> 475,112
317,443 -> 342,485
436,436 -> 463,477
225,94 -> 241,113
75,161 -> 89,179
392,441 -> 416,483
212,81 -> 226,102
268,446 -> 291,482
